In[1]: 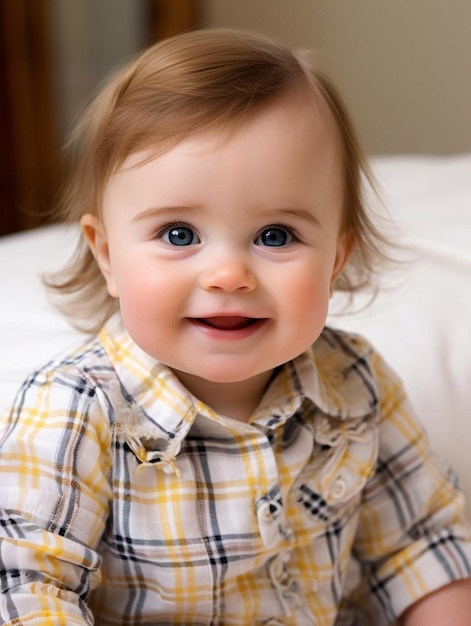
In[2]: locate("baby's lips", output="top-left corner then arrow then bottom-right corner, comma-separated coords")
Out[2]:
195,316 -> 259,331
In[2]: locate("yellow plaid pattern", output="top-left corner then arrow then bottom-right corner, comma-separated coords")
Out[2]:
1,314 -> 470,625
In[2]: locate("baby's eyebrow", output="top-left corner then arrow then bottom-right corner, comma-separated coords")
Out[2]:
131,205 -> 321,226
264,207 -> 321,227
132,205 -> 200,222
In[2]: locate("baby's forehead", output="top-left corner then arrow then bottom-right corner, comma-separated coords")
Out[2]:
116,93 -> 341,175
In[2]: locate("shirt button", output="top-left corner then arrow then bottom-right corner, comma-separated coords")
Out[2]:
331,476 -> 347,500
259,502 -> 272,522
259,499 -> 282,521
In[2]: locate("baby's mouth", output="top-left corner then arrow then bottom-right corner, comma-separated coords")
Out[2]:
191,316 -> 261,331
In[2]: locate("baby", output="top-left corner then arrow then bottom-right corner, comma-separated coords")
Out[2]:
1,28 -> 470,626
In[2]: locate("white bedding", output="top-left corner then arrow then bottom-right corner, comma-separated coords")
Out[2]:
1,154 -> 470,513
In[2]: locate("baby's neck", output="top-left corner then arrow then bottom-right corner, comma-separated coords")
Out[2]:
171,369 -> 274,423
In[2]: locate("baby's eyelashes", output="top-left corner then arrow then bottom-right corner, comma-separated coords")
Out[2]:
157,224 -> 201,246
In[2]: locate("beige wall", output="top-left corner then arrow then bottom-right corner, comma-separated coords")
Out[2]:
202,0 -> 471,155
51,0 -> 147,138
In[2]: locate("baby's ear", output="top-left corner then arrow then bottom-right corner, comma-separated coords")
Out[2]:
81,214 -> 119,298
330,230 -> 355,293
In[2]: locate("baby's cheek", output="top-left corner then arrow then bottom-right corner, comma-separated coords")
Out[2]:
287,273 -> 330,317
278,277 -> 330,358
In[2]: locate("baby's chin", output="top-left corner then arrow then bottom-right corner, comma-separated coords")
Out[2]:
170,366 -> 276,387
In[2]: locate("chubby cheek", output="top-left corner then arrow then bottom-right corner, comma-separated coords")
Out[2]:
112,262 -> 187,353
280,267 -> 331,340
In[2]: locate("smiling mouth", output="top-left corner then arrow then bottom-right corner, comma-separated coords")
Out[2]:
191,316 -> 262,331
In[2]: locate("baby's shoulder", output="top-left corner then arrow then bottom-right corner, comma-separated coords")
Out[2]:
316,326 -> 374,356
38,335 -> 114,381
17,335 -> 122,413
313,326 -> 380,383
315,326 -> 400,384
1,337 -> 122,448
309,326 -> 404,419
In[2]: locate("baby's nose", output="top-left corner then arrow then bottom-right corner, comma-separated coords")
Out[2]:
198,257 -> 257,293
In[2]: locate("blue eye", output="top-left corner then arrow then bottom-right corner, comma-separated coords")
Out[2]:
161,225 -> 199,246
256,227 -> 293,247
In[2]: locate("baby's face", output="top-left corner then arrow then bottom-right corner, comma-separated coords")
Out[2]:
85,99 -> 350,403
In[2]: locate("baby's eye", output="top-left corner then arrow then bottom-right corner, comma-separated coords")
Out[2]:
255,227 -> 294,247
160,225 -> 200,246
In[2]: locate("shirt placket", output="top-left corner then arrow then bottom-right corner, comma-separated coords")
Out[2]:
251,420 -> 315,624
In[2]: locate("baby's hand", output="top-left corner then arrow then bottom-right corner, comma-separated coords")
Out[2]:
401,578 -> 471,625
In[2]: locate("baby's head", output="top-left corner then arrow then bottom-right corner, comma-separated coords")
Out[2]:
52,28 -> 386,333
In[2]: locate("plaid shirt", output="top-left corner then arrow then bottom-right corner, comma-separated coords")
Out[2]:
1,314 -> 470,625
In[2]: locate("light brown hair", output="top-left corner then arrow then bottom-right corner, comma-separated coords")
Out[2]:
48,28 -> 389,333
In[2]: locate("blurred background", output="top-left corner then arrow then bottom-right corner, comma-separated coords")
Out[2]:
1,0 -> 470,235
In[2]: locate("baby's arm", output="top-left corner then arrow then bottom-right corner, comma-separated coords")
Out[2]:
401,578 -> 471,625
352,347 -> 471,623
0,366 -> 112,624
